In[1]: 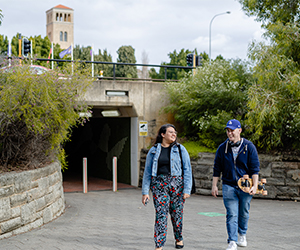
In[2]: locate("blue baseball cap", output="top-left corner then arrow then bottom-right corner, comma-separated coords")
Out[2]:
225,119 -> 241,130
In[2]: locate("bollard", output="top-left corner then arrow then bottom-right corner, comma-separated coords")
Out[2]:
83,157 -> 88,193
112,156 -> 117,192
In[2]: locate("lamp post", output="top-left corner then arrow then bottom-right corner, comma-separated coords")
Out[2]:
209,11 -> 231,63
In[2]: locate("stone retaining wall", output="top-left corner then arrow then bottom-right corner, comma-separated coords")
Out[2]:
139,150 -> 300,200
0,162 -> 65,239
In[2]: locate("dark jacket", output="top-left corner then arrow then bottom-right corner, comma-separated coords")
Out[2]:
213,138 -> 260,187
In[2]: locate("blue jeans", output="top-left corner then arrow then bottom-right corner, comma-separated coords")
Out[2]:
222,184 -> 253,243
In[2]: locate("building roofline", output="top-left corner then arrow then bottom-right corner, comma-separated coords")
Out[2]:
54,4 -> 73,10
46,4 -> 73,13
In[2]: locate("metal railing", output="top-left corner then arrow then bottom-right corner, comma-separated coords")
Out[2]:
36,58 -> 195,82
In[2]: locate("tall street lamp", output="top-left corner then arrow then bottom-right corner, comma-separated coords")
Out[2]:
209,11 -> 231,63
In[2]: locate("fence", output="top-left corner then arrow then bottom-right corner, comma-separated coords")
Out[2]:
35,58 -> 195,82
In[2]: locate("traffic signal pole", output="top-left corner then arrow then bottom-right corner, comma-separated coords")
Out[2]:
30,39 -> 33,65
18,34 -> 22,64
193,54 -> 196,76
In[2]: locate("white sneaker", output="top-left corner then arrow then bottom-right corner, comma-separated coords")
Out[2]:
237,234 -> 247,247
226,241 -> 237,250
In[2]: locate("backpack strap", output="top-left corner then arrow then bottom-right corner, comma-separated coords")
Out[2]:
177,143 -> 196,194
177,144 -> 183,175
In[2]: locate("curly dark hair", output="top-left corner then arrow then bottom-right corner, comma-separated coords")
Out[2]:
154,124 -> 177,145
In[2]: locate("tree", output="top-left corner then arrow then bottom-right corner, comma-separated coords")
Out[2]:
149,49 -> 193,80
115,45 -> 137,78
0,34 -> 8,55
238,0 -> 300,25
31,35 -> 52,66
73,44 -> 91,61
94,48 -> 114,77
149,49 -> 208,81
72,44 -> 92,71
72,45 -> 114,77
238,0 -> 300,151
164,58 -> 252,148
266,22 -> 300,64
246,41 -> 300,150
0,9 -> 3,26
10,33 -> 20,56
239,1 -> 300,65
0,58 -> 93,170
149,61 -> 168,80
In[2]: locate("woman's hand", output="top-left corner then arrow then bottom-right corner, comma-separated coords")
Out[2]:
183,193 -> 190,199
142,194 -> 150,206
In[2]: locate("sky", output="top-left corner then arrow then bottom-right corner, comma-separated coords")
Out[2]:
0,0 -> 265,65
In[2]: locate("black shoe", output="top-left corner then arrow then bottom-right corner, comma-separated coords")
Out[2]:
175,242 -> 184,249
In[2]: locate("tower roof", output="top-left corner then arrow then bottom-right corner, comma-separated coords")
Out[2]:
53,4 -> 73,10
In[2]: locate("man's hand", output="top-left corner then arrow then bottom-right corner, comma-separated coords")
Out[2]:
211,176 -> 219,198
211,186 -> 219,198
249,186 -> 257,195
249,174 -> 259,195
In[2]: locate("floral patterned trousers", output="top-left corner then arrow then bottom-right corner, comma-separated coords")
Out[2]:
150,175 -> 185,248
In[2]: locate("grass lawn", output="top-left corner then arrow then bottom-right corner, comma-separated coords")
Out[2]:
181,141 -> 216,159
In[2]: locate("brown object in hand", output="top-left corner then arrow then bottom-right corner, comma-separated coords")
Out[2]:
237,174 -> 267,195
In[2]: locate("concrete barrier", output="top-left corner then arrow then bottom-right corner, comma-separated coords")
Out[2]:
0,162 -> 65,239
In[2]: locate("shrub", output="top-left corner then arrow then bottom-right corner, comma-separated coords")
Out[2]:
0,59 -> 92,170
164,59 -> 251,149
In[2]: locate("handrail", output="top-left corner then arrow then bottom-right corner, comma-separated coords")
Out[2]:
2,56 -> 195,82
35,58 -> 194,81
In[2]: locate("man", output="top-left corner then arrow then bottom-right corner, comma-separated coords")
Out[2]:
211,119 -> 260,250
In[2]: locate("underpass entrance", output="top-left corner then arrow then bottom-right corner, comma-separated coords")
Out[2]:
63,116 -> 132,191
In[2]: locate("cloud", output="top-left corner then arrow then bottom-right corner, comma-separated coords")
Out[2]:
0,0 -> 265,64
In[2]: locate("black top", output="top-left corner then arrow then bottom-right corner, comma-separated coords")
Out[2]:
157,146 -> 171,175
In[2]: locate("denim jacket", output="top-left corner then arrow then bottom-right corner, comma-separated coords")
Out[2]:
142,143 -> 193,195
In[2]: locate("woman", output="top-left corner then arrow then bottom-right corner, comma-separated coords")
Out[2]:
142,124 -> 193,250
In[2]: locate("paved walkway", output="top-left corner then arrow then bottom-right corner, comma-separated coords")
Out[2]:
62,176 -> 134,192
1,188 -> 299,250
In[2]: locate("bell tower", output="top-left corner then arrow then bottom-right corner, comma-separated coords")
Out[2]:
46,4 -> 74,49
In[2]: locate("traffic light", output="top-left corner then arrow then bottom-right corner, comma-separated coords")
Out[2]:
22,38 -> 31,57
186,53 -> 194,66
195,56 -> 203,66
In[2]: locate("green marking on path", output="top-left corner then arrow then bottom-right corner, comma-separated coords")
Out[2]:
198,212 -> 225,217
